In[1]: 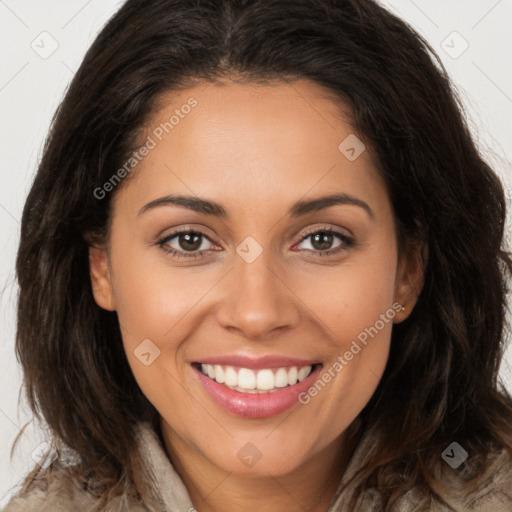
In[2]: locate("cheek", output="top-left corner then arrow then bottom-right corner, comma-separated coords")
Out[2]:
293,235 -> 397,416
109,239 -> 211,345
297,239 -> 398,342
108,250 -> 201,410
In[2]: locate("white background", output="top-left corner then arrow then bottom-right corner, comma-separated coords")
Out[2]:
1,0 -> 511,506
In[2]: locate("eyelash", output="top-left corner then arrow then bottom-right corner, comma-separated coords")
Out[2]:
156,227 -> 354,260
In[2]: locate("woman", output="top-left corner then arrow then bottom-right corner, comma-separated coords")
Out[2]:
6,0 -> 512,510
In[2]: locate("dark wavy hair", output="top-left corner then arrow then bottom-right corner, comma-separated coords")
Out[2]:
11,0 -> 512,509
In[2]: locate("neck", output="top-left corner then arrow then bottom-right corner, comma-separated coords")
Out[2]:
160,420 -> 358,512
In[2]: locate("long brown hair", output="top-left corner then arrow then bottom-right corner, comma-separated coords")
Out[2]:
12,0 -> 512,509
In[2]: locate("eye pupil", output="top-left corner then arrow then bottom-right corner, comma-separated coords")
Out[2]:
311,232 -> 333,251
179,232 -> 202,251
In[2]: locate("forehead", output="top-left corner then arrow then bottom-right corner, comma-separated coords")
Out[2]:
113,79 -> 386,218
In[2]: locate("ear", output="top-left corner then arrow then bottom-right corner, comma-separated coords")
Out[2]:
393,239 -> 427,323
88,245 -> 116,311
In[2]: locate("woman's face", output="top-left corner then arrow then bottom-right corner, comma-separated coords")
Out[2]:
90,79 -> 421,478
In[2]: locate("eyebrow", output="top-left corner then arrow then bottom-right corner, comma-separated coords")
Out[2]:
138,192 -> 374,220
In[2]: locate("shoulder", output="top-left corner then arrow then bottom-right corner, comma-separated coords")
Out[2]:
457,446 -> 512,511
3,465 -> 147,512
395,447 -> 512,511
333,427 -> 512,511
4,465 -> 95,512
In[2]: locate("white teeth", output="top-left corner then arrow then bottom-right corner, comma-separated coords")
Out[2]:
256,369 -> 275,390
238,368 -> 256,389
297,367 -> 310,382
224,366 -> 238,387
199,363 -> 314,392
274,368 -> 289,388
214,365 -> 225,384
287,366 -> 298,386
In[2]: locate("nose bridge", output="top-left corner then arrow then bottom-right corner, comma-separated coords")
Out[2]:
216,237 -> 299,338
236,243 -> 278,303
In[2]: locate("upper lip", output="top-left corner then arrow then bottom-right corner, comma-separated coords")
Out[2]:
193,355 -> 321,369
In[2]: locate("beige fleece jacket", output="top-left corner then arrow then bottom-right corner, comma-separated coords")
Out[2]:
4,422 -> 512,511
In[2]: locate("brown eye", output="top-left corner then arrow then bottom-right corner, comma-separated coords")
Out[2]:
309,232 -> 336,251
296,228 -> 354,256
176,232 -> 204,251
157,229 -> 215,259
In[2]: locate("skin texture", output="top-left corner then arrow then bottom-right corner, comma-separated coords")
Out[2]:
89,80 -> 424,512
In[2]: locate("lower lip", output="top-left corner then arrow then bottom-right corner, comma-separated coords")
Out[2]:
192,364 -> 323,418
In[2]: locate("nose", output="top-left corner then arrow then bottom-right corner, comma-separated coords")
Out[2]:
215,248 -> 300,340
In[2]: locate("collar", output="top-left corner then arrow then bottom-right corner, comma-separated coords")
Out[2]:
132,422 -> 196,511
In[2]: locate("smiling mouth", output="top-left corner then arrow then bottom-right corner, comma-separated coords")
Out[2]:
192,363 -> 321,394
